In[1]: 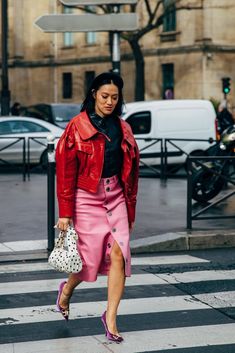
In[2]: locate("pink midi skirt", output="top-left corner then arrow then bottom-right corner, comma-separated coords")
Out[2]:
72,175 -> 131,282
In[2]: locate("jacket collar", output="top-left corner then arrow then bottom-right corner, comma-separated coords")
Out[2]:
120,118 -> 135,146
73,111 -> 98,140
73,111 -> 135,146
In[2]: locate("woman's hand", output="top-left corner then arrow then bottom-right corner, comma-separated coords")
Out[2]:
55,217 -> 72,231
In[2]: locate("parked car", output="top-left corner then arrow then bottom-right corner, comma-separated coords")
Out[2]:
0,116 -> 63,167
23,103 -> 81,128
122,99 -> 217,166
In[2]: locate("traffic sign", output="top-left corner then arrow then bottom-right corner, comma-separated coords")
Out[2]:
35,13 -> 138,32
60,0 -> 137,5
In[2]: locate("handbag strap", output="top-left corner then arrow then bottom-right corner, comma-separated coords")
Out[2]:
55,226 -> 78,248
55,231 -> 66,248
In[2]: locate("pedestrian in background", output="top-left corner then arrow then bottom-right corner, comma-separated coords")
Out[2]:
55,72 -> 139,342
11,102 -> 22,116
217,100 -> 234,134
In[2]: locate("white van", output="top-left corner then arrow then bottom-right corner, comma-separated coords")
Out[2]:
122,100 -> 217,165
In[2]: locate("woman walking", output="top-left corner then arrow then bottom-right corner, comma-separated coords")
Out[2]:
55,72 -> 139,342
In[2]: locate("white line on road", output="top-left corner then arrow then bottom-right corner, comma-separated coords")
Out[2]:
157,269 -> 235,284
0,295 -> 209,326
2,323 -> 235,353
0,254 -> 209,273
0,273 -> 162,295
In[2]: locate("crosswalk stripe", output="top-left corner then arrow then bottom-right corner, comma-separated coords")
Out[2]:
196,290 -> 235,308
0,254 -> 209,274
0,295 -> 210,326
1,324 -> 235,353
1,267 -> 235,295
1,289 -> 235,326
157,269 -> 235,283
0,273 -> 164,295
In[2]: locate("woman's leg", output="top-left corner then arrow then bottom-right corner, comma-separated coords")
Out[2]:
106,241 -> 125,335
59,274 -> 82,309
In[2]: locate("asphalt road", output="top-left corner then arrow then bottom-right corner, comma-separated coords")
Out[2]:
1,171 -> 235,243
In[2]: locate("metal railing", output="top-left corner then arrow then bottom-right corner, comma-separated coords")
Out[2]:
0,135 -> 61,181
0,135 -> 216,181
186,155 -> 235,229
27,136 -> 52,180
136,137 -> 164,178
0,137 -> 27,180
163,138 -> 215,179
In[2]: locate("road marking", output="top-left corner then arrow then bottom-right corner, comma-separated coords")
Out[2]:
196,290 -> 235,308
0,295 -> 209,326
158,269 -> 235,284
1,324 -> 235,353
0,273 -> 163,295
0,254 -> 208,273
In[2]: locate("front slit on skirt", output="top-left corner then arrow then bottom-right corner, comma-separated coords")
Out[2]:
72,174 -> 131,282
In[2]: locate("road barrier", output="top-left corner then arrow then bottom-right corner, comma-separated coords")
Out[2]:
0,137 -> 27,180
186,155 -> 235,229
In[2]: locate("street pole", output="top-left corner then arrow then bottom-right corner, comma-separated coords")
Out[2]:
224,93 -> 228,108
112,5 -> 120,74
1,0 -> 11,115
47,135 -> 56,252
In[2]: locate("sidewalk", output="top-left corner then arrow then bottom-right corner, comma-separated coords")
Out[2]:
1,229 -> 235,263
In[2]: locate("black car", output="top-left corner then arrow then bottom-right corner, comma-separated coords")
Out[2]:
24,103 -> 81,129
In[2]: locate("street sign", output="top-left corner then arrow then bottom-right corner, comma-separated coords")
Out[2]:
60,0 -> 137,5
35,13 -> 138,32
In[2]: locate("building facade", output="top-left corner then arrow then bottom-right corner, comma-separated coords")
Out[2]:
1,0 -> 235,109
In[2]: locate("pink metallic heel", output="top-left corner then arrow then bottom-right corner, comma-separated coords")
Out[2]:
56,281 -> 70,321
101,311 -> 124,343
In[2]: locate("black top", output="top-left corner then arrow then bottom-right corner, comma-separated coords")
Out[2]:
89,112 -> 123,178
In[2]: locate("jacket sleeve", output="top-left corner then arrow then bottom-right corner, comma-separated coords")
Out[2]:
55,122 -> 78,218
126,141 -> 140,224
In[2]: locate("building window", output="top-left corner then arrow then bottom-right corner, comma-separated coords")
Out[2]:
85,6 -> 97,45
63,72 -> 73,99
86,32 -> 97,45
162,64 -> 174,99
84,71 -> 95,95
163,0 -> 176,32
63,6 -> 73,47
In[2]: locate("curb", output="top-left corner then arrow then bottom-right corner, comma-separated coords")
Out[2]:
130,230 -> 235,254
0,250 -> 48,263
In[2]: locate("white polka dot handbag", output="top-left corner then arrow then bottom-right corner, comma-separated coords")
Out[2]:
48,226 -> 83,273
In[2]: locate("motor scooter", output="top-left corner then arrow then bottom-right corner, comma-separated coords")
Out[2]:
191,125 -> 235,203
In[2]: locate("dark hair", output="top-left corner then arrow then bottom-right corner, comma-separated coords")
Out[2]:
81,72 -> 124,116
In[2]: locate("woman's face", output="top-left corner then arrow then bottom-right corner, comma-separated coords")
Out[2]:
94,83 -> 119,117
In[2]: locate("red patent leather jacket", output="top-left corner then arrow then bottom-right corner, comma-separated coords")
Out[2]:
55,111 -> 139,224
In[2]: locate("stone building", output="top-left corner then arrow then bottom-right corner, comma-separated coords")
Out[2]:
2,0 -> 235,109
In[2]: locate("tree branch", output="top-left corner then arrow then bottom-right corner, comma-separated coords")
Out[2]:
144,0 -> 152,18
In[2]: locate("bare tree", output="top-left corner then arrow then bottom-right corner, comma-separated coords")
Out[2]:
74,0 -> 203,101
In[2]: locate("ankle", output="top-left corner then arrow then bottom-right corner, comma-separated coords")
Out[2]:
106,310 -> 117,324
62,284 -> 73,297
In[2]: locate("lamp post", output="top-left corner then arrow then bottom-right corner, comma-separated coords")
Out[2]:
112,5 -> 121,74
